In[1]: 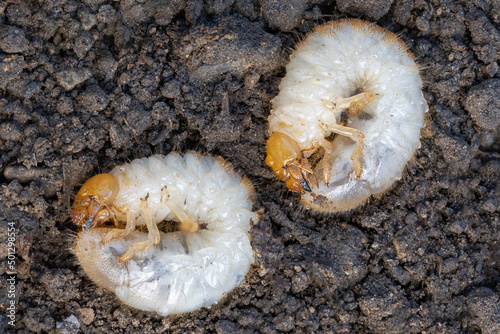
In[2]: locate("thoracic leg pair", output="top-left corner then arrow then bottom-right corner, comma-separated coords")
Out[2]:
266,92 -> 374,193
105,199 -> 198,263
72,173 -> 199,263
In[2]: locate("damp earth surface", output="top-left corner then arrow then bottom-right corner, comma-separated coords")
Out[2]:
0,0 -> 499,333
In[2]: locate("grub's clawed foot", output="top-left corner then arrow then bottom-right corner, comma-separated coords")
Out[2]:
329,92 -> 373,179
118,236 -> 160,263
165,199 -> 199,233
102,229 -> 131,243
102,212 -> 136,244
335,92 -> 374,117
328,124 -> 365,179
118,208 -> 159,263
318,160 -> 331,187
351,131 -> 365,178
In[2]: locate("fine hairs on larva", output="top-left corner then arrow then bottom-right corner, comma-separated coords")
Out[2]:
265,19 -> 428,212
73,152 -> 257,316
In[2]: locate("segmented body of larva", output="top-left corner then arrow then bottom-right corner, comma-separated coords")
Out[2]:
266,19 -> 428,211
73,152 -> 256,316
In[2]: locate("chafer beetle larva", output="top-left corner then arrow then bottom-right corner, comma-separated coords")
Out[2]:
73,152 -> 256,316
266,19 -> 428,211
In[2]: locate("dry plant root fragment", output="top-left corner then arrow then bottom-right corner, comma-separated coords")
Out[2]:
72,152 -> 257,316
266,19 -> 428,211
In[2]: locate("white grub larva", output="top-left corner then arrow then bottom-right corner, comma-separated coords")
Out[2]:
72,152 -> 256,316
266,19 -> 428,212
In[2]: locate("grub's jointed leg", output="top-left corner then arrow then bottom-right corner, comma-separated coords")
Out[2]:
318,139 -> 335,185
326,92 -> 373,178
165,198 -> 199,233
335,92 -> 374,116
102,212 -> 136,243
119,207 -> 160,263
329,123 -> 365,178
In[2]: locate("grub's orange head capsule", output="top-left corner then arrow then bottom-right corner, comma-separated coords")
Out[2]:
71,173 -> 120,230
265,132 -> 317,193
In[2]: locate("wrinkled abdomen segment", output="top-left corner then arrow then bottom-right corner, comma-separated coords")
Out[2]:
75,228 -> 253,315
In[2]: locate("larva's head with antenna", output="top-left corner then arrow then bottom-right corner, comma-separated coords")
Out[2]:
265,132 -> 318,193
71,173 -> 120,231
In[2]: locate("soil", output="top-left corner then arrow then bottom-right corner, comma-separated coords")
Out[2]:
0,0 -> 499,333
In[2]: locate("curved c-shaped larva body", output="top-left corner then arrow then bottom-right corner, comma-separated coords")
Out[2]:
267,19 -> 428,211
73,153 -> 256,316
